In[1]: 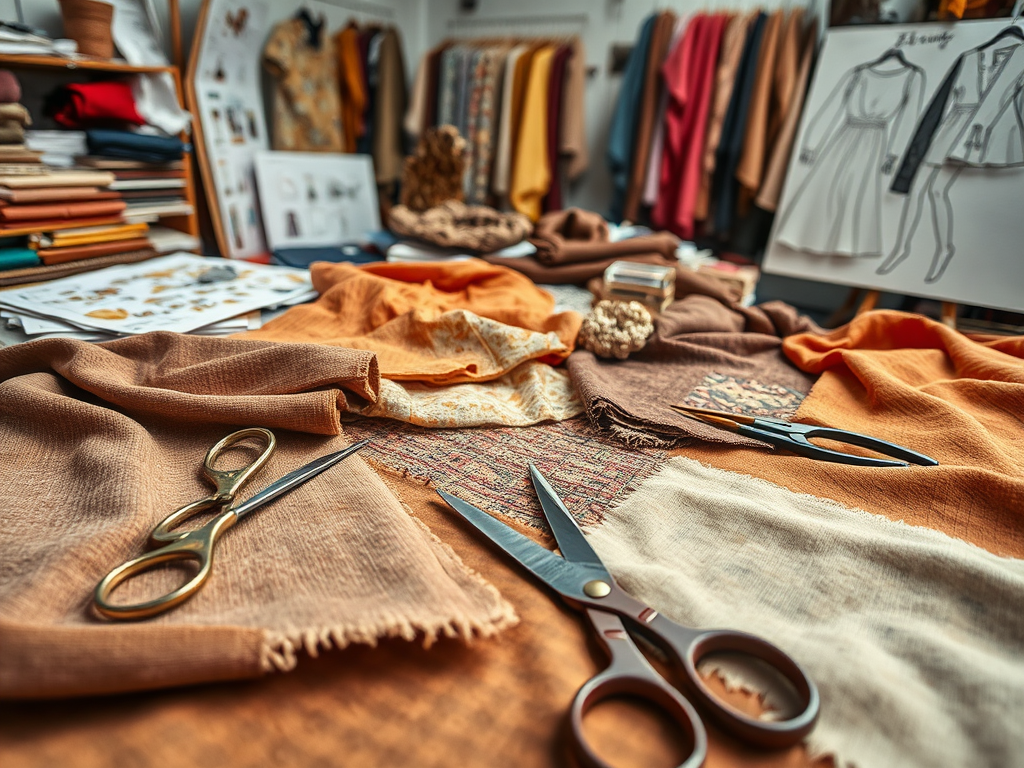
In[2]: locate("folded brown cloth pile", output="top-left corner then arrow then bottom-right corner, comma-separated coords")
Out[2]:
485,207 -> 679,284
568,286 -> 820,447
388,199 -> 531,253
0,333 -> 513,699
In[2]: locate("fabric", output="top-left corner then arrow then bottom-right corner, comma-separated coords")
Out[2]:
0,69 -> 20,103
388,200 -> 530,253
0,247 -> 38,271
44,82 -> 143,130
241,259 -> 581,384
763,9 -> 804,172
0,200 -> 125,222
484,250 -> 677,286
0,246 -> 157,287
336,23 -> 367,153
623,10 -> 676,224
560,37 -> 589,181
0,334 -> 515,699
585,455 -> 1024,768
642,14 -> 691,207
437,45 -> 463,130
0,122 -> 24,144
462,49 -> 486,198
508,45 -> 541,174
403,40 -> 430,145
568,292 -> 819,447
423,42 -> 449,130
510,46 -> 555,222
756,23 -> 815,212
607,14 -> 657,223
530,207 -> 678,266
541,45 -> 571,213
0,464 -> 821,768
491,44 -> 529,198
263,18 -> 345,152
38,237 -> 150,265
695,11 -> 748,221
774,61 -> 925,257
0,103 -> 30,125
85,129 -> 187,163
735,10 -> 783,198
468,46 -> 505,204
373,27 -> 408,187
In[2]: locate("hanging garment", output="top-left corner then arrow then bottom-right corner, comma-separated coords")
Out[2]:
335,23 -> 366,153
542,45 -> 572,213
461,48 -> 487,196
607,14 -> 657,222
643,14 -> 692,207
735,10 -> 784,203
560,37 -> 589,181
775,62 -> 925,257
424,42 -> 450,130
510,46 -> 555,222
764,9 -> 804,167
372,27 -> 408,188
436,45 -> 464,129
468,46 -> 507,204
358,30 -> 385,156
491,44 -> 529,200
892,38 -> 1024,193
263,18 -> 345,152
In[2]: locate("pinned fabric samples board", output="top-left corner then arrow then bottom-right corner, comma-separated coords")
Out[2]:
763,19 -> 1024,313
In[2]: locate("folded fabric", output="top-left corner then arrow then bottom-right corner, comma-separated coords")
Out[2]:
45,82 -> 145,129
0,246 -> 38,271
85,129 -> 188,163
0,121 -> 24,144
0,215 -> 125,233
485,251 -> 678,286
242,259 -> 582,385
0,103 -> 30,126
0,246 -> 157,287
530,207 -> 679,266
0,199 -> 126,221
0,185 -> 107,203
357,361 -> 582,427
0,70 -> 21,103
0,334 -> 515,698
388,200 -> 532,253
568,291 -> 819,447
38,237 -> 150,264
585,456 -> 1024,768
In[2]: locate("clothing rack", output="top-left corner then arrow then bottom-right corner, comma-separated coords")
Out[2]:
446,13 -> 588,30
319,0 -> 396,19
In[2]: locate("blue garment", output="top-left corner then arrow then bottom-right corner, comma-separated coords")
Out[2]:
607,14 -> 658,223
0,248 -> 40,271
85,129 -> 188,163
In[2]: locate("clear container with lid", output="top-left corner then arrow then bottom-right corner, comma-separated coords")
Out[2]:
603,261 -> 675,313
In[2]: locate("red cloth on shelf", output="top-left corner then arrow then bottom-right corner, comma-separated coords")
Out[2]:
47,81 -> 146,129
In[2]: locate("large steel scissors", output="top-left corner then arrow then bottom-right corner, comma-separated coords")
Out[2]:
438,465 -> 819,768
94,428 -> 368,620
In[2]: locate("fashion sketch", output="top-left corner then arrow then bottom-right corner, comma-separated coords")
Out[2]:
880,27 -> 1024,283
775,52 -> 925,257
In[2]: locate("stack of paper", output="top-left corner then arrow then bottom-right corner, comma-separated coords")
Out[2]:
0,252 -> 316,341
24,131 -> 88,168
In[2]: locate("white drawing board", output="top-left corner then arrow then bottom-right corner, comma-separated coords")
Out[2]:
763,19 -> 1024,313
253,151 -> 381,250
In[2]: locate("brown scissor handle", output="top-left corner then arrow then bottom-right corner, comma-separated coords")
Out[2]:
568,608 -> 708,768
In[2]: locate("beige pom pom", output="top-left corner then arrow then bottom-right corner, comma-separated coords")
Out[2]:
577,300 -> 654,360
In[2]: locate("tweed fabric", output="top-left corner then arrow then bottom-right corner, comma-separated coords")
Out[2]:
388,200 -> 530,253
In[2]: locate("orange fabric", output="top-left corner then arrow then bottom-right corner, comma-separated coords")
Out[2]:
677,310 -> 1024,559
335,24 -> 367,153
0,465 -> 823,768
510,46 -> 556,222
241,259 -> 582,384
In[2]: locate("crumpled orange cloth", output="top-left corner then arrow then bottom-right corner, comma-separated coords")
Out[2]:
241,259 -> 582,385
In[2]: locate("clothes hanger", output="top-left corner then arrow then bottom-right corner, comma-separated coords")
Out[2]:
295,6 -> 325,49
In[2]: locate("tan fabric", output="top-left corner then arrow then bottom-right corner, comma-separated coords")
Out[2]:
764,9 -> 803,169
695,12 -> 751,221
586,456 -> 1024,768
757,25 -> 815,212
492,44 -> 529,198
0,464 -> 823,768
388,200 -> 531,253
373,27 -> 408,186
0,334 -> 514,698
0,103 -> 31,125
623,11 -> 676,223
403,41 -> 431,145
735,10 -> 783,196
560,37 -> 589,181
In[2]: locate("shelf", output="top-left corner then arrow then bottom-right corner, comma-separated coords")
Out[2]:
0,54 -> 174,75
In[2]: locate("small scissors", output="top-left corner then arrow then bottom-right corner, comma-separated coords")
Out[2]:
670,404 -> 938,468
438,466 -> 819,768
94,428 -> 369,620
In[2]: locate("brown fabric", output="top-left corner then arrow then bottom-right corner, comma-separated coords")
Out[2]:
0,463 -> 822,768
485,250 -> 677,286
0,246 -> 158,287
680,311 -> 1024,560
423,42 -> 450,130
735,10 -> 784,197
0,103 -> 30,125
623,10 -> 676,223
388,200 -> 530,253
37,236 -> 150,264
0,122 -> 25,143
560,36 -> 589,181
756,25 -> 815,212
372,27 -> 408,186
0,199 -> 126,221
567,293 -> 820,447
0,334 -> 514,698
530,207 -> 678,266
764,9 -> 803,170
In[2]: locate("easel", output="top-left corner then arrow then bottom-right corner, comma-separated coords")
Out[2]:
829,288 -> 959,328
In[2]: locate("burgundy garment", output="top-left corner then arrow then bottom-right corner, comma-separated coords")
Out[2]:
0,70 -> 21,104
541,45 -> 571,213
423,43 -> 450,130
45,81 -> 145,129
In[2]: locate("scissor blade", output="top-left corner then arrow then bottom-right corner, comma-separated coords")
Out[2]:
528,464 -> 607,570
437,489 -> 608,598
232,439 -> 370,519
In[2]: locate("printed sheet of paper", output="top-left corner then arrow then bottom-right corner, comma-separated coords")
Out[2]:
0,253 -> 312,335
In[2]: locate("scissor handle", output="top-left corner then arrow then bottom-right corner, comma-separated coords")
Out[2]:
201,427 -> 277,502
646,613 -> 819,749
568,609 -> 707,768
93,509 -> 238,620
739,423 -> 919,468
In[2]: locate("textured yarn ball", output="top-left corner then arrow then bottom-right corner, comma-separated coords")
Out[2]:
577,300 -> 654,360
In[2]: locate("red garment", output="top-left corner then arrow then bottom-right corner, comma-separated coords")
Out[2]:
48,81 -> 145,129
654,15 -> 728,239
542,45 -> 572,214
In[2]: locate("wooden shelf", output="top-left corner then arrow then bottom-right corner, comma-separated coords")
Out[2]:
0,54 -> 174,74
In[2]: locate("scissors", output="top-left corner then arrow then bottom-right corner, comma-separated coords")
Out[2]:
669,404 -> 938,468
94,428 -> 369,620
438,466 -> 819,768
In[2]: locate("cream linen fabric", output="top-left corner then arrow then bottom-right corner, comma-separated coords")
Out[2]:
584,456 -> 1024,768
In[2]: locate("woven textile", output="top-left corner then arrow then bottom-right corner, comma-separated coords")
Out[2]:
388,200 -> 531,253
585,456 -> 1024,768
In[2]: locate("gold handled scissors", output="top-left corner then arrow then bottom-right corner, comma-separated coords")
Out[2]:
439,466 -> 819,767
94,428 -> 369,620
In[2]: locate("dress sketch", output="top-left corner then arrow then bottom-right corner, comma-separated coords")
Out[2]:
881,32 -> 1024,283
775,58 -> 925,257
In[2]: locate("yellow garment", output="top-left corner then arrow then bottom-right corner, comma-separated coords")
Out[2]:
509,46 -> 555,222
241,259 -> 582,385
335,24 -> 366,154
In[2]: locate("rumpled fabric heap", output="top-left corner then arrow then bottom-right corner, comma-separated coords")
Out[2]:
44,81 -> 146,129
388,200 -> 531,253
0,333 -> 515,699
568,281 -> 819,447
